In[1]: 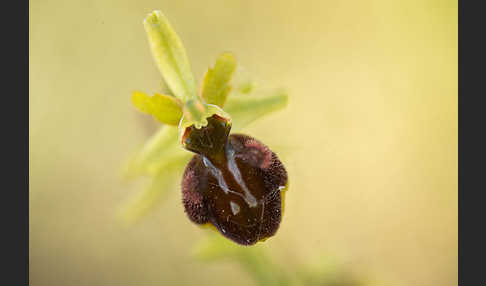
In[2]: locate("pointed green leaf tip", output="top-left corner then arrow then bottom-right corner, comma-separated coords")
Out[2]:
132,91 -> 183,125
144,10 -> 197,102
200,52 -> 236,107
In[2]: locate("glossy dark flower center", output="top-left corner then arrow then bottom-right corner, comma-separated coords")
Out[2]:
181,115 -> 287,245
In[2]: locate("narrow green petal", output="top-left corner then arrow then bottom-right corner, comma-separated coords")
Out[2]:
150,93 -> 183,125
224,90 -> 289,131
132,91 -> 153,113
132,91 -> 183,125
200,52 -> 236,107
144,10 -> 197,102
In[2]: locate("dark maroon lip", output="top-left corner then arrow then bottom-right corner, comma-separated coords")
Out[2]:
181,114 -> 287,245
181,114 -> 232,160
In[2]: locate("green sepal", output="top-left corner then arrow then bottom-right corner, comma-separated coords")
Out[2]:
224,89 -> 289,131
118,155 -> 191,225
144,10 -> 197,102
123,126 -> 182,178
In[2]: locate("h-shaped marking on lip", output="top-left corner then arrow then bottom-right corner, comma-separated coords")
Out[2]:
225,147 -> 258,208
202,149 -> 258,208
230,201 -> 241,215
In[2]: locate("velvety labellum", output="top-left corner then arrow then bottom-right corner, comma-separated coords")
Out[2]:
181,115 -> 288,245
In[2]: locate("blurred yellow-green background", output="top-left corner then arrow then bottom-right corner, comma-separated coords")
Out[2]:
29,0 -> 457,285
